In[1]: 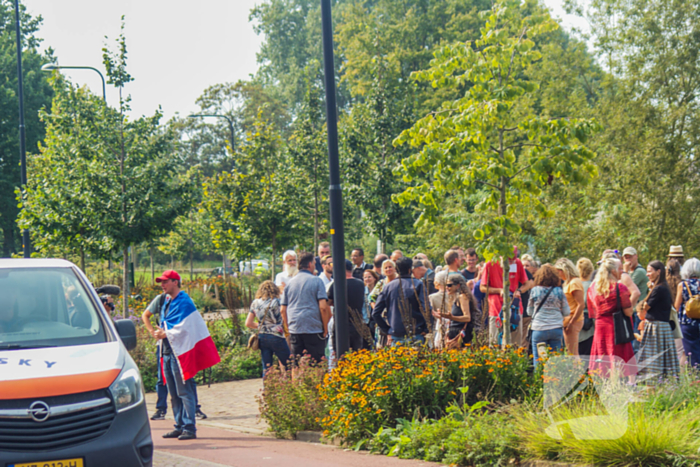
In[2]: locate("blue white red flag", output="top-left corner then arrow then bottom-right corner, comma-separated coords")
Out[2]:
162,292 -> 220,381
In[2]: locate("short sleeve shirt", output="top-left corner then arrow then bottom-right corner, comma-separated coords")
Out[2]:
563,278 -> 584,322
527,286 -> 570,331
484,259 -> 528,317
281,270 -> 328,334
630,266 -> 649,301
250,298 -> 285,337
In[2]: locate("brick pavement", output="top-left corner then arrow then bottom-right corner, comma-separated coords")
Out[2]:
145,378 -> 268,435
150,421 -> 440,467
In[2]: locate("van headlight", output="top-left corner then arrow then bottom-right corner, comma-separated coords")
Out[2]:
109,357 -> 144,412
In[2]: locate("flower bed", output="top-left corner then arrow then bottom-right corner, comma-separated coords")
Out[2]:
318,345 -> 538,444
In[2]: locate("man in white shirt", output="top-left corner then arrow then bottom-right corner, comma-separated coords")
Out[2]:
320,255 -> 333,288
275,250 -> 298,292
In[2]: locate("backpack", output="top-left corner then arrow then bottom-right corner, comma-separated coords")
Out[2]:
683,282 -> 700,320
499,295 -> 521,331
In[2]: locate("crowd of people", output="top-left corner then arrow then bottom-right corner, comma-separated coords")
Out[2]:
244,242 -> 700,383
138,243 -> 699,440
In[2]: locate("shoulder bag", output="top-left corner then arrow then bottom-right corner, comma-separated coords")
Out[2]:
247,300 -> 275,351
613,284 -> 635,345
682,282 -> 700,320
526,286 -> 555,349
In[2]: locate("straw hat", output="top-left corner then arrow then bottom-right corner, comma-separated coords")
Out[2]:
668,245 -> 684,257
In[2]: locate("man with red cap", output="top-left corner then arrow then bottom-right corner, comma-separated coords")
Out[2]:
142,270 -> 220,441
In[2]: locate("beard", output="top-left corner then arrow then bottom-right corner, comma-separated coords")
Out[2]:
284,264 -> 298,277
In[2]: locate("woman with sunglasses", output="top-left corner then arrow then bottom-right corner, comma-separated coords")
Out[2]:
439,275 -> 478,348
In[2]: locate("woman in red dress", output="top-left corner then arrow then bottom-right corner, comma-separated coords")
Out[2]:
587,257 -> 636,376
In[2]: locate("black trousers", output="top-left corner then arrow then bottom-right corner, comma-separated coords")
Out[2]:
289,333 -> 327,363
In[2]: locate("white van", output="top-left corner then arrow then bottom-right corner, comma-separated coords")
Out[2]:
0,259 -> 152,467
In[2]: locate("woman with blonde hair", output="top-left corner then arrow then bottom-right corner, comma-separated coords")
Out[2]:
576,257 -> 596,356
245,281 -> 290,376
587,258 -> 636,376
555,258 -> 585,355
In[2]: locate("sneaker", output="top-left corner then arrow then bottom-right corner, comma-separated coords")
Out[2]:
150,410 -> 166,421
178,431 -> 197,440
162,430 -> 182,439
195,409 -> 207,420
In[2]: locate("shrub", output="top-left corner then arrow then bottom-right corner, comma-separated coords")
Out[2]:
369,410 -> 520,466
319,345 -> 536,444
257,356 -> 328,438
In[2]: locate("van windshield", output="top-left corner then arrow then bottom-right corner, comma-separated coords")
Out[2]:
0,267 -> 108,349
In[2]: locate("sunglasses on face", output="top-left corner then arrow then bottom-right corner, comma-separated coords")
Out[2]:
446,283 -> 457,287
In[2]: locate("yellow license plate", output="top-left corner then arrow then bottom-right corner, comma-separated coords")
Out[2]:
10,459 -> 83,467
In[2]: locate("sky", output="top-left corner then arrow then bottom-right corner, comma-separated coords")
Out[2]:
24,0 -> 587,122
24,0 -> 263,121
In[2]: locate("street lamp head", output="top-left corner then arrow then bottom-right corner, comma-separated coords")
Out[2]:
41,63 -> 58,71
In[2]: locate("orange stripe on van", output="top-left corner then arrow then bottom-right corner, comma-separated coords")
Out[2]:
0,369 -> 121,400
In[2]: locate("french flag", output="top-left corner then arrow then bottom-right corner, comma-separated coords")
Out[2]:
162,292 -> 221,382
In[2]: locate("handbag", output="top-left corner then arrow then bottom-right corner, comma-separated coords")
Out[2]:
613,284 -> 635,345
247,300 -> 275,351
682,282 -> 700,319
582,311 -> 594,331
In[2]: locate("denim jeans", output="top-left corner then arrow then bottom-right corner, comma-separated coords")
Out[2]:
163,353 -> 196,434
156,349 -> 200,412
531,327 -> 564,367
259,333 -> 290,376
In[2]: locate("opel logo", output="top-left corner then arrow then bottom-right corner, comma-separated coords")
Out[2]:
29,401 -> 50,422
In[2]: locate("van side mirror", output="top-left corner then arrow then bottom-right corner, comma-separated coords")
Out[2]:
115,319 -> 137,351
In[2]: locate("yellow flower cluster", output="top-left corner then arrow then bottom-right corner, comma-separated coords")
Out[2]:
318,344 -> 536,444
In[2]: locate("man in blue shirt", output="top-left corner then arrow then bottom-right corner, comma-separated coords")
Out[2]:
373,257 -> 428,346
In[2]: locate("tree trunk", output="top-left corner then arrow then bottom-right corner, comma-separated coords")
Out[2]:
122,247 -> 129,318
150,246 -> 155,282
500,176 -> 511,348
222,253 -> 227,280
80,246 -> 85,273
271,231 -> 276,282
190,247 -> 194,281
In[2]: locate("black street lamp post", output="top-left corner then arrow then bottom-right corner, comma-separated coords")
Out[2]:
41,64 -> 106,101
13,0 -> 29,258
320,0 -> 349,359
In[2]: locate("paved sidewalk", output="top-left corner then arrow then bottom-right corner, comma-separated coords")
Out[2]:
145,378 -> 268,435
150,421 -> 439,467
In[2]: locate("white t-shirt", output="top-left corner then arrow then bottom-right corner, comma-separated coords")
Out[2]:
275,271 -> 295,288
320,272 -> 333,289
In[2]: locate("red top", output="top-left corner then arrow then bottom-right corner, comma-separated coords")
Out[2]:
484,259 -> 528,317
587,282 -> 631,318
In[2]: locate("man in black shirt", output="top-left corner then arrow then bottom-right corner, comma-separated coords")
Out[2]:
328,260 -> 369,352
350,248 -> 373,279
461,248 -> 479,286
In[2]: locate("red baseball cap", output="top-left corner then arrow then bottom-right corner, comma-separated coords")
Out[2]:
155,270 -> 181,283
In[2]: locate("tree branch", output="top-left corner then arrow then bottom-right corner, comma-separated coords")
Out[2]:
475,179 -> 500,190
506,27 -> 528,80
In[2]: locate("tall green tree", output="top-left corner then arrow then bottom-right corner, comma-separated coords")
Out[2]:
394,0 -> 599,344
287,63 -> 329,253
341,57 -> 416,251
202,110 -> 306,278
0,0 -> 53,256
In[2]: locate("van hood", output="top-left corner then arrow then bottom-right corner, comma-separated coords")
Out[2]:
0,341 -> 123,400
